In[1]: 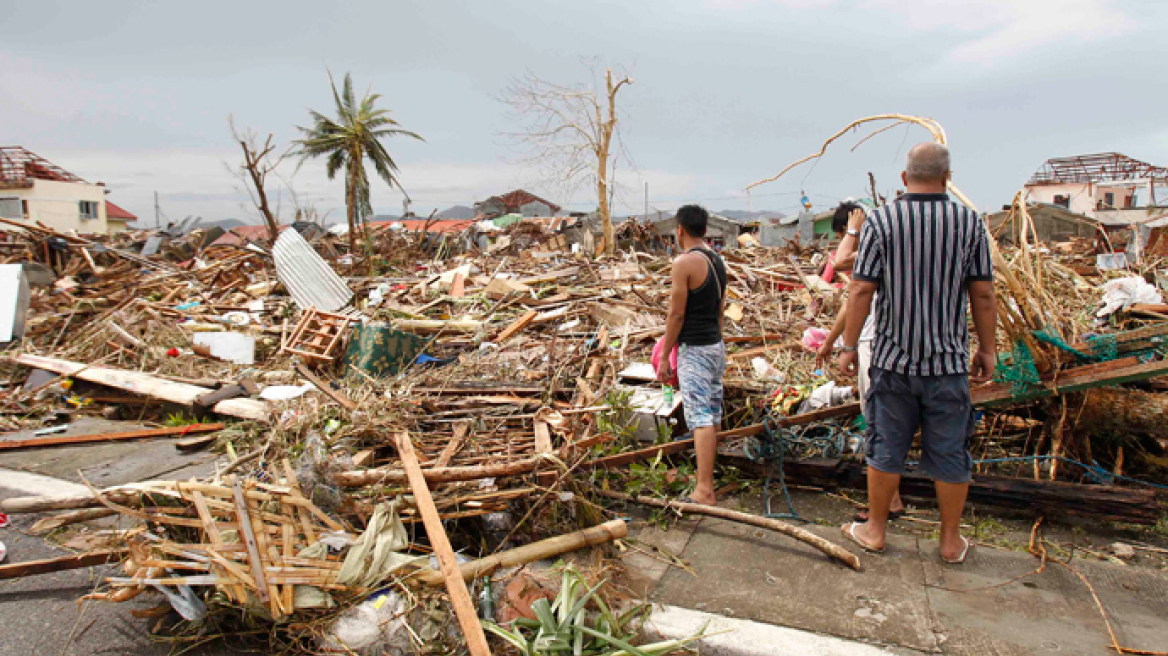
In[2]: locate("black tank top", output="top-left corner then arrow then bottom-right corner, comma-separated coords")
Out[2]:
678,247 -> 727,346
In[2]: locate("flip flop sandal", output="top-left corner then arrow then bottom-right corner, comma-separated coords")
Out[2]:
852,508 -> 905,522
841,522 -> 885,554
942,536 -> 972,565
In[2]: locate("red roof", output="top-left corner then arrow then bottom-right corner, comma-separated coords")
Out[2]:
212,224 -> 287,246
369,219 -> 476,234
104,201 -> 136,221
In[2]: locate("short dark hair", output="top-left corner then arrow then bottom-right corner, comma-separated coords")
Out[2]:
676,204 -> 709,238
832,201 -> 863,234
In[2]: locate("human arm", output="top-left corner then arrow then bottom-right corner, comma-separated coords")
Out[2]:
657,256 -> 690,383
968,280 -> 997,382
832,208 -> 867,272
836,280 -> 876,374
816,306 -> 847,369
966,222 -> 997,383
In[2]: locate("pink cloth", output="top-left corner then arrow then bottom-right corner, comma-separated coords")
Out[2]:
652,338 -> 679,386
802,327 -> 830,352
821,252 -> 836,283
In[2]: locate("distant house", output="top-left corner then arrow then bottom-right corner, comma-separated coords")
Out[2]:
985,203 -> 1100,244
652,213 -> 740,248
104,201 -> 138,234
1024,153 -> 1168,221
0,146 -> 136,235
475,189 -> 562,218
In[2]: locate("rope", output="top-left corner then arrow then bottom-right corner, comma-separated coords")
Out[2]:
746,415 -> 864,521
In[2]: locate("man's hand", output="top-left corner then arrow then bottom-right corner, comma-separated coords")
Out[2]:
656,357 -> 674,384
836,348 -> 858,375
971,350 -> 996,383
847,208 -> 865,231
815,341 -> 834,370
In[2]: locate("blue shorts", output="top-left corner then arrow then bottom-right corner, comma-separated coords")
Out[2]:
864,367 -> 975,484
678,342 -> 725,429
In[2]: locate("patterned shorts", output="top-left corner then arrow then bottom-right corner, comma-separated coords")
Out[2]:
678,342 -> 726,429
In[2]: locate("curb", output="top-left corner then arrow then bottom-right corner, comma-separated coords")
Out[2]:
641,604 -> 902,656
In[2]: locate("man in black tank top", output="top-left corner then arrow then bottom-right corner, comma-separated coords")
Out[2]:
657,205 -> 727,506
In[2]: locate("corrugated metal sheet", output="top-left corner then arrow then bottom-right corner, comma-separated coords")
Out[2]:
272,228 -> 353,312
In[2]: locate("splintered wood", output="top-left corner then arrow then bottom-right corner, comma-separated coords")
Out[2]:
94,466 -> 343,620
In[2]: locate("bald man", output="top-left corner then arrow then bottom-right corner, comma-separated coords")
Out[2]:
836,142 -> 998,565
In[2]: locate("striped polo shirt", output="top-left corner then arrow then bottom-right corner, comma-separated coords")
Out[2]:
852,193 -> 994,376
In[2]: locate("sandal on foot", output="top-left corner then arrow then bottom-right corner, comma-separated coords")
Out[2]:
942,536 -> 972,565
841,522 -> 885,554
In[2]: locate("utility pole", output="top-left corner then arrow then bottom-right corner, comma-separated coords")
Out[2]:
154,191 -> 160,229
644,181 -> 648,222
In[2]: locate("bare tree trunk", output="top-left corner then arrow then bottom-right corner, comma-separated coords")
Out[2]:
600,68 -> 616,257
240,140 -> 280,242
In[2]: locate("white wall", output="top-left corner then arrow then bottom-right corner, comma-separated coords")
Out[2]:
0,179 -> 110,235
1025,182 -> 1097,216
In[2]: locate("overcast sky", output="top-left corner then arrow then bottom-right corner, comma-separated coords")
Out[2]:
3,0 -> 1165,225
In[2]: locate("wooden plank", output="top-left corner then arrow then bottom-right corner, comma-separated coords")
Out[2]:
294,363 -> 357,411
434,422 -> 469,468
533,419 -> 553,454
12,354 -> 268,422
495,309 -> 538,343
973,358 -> 1168,407
450,272 -> 466,298
394,431 -> 491,656
0,549 -> 127,580
0,423 -> 223,451
231,478 -> 270,606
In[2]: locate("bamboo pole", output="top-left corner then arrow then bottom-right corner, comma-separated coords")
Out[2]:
414,519 -> 627,586
596,490 -> 862,571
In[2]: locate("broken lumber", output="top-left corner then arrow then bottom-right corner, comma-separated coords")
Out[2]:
294,363 -> 357,411
414,519 -> 628,586
12,355 -> 269,422
0,423 -> 223,451
597,490 -> 861,571
394,431 -> 491,656
495,309 -> 538,343
0,549 -> 128,580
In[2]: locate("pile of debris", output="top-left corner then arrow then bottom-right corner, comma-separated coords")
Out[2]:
0,201 -> 1166,653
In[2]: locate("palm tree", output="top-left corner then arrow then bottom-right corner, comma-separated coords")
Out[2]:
295,72 -> 422,252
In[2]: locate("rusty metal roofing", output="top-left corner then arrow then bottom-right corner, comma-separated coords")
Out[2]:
0,146 -> 87,186
272,228 -> 353,312
1028,153 -> 1168,186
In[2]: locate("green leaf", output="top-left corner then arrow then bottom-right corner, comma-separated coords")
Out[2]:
574,625 -> 653,656
484,622 -> 532,656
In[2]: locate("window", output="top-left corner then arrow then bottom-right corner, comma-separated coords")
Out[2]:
0,197 -> 21,219
1053,194 -> 1070,208
1103,192 -> 1115,208
79,200 -> 100,219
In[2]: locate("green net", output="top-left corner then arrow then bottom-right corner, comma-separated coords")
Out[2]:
1086,334 -> 1118,360
994,340 -> 1042,396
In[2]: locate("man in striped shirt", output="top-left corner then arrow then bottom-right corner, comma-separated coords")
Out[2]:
837,142 -> 998,564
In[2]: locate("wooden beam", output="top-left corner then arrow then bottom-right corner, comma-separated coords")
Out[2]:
11,354 -> 268,422
294,363 -> 356,411
394,431 -> 491,656
0,549 -> 127,580
0,423 -> 223,451
495,309 -> 538,343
